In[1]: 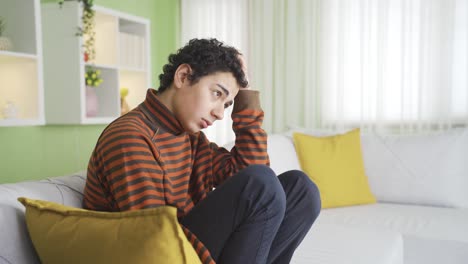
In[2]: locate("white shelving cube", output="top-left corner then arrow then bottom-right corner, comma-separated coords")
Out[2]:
41,2 -> 151,125
0,0 -> 44,126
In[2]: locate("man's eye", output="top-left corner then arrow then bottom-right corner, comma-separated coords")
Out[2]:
224,102 -> 232,109
213,90 -> 222,97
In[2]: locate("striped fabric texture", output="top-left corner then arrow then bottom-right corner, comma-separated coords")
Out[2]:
83,89 -> 269,263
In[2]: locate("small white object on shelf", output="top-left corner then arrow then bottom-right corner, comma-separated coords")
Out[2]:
2,100 -> 19,119
0,36 -> 13,50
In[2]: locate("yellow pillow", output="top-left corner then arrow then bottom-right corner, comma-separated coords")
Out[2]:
18,198 -> 201,264
293,129 -> 376,208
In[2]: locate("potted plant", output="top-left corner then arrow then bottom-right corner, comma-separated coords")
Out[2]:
58,0 -> 100,117
84,66 -> 103,117
85,67 -> 103,87
0,16 -> 13,51
58,0 -> 96,62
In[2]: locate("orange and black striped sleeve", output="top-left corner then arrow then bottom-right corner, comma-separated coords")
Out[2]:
208,90 -> 270,186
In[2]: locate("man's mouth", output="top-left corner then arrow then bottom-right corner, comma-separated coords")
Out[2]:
201,119 -> 212,128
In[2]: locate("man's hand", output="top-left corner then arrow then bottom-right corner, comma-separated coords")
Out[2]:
238,55 -> 251,90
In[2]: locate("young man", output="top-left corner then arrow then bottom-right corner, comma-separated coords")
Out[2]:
83,38 -> 321,264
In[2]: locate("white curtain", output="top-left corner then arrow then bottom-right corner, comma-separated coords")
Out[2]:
181,0 -> 468,140
180,0 -> 248,145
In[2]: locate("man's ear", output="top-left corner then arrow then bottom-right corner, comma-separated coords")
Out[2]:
173,64 -> 191,89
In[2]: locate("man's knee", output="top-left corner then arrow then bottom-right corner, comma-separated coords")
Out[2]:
282,170 -> 321,219
303,174 -> 321,219
241,165 -> 286,214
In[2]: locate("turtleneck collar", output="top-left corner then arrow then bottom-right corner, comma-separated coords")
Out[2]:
139,89 -> 185,135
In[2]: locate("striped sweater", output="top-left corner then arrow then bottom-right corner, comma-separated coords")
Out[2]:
83,88 -> 269,263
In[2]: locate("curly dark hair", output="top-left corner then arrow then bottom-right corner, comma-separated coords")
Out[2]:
158,38 -> 248,92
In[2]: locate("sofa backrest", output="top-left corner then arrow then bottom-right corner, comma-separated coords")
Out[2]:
266,134 -> 302,174
361,128 -> 468,208
285,127 -> 468,209
223,134 -> 302,175
0,172 -> 86,264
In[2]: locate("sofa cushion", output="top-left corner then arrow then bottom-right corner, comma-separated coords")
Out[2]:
19,198 -> 201,264
318,203 -> 468,264
292,222 -> 403,264
0,204 -> 40,264
404,235 -> 468,264
361,128 -> 468,208
292,129 -> 376,208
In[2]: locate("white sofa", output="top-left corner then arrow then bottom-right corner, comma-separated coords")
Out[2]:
272,128 -> 468,264
0,173 -> 85,264
1,128 -> 467,264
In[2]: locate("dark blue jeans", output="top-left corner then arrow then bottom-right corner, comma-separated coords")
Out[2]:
180,165 -> 321,264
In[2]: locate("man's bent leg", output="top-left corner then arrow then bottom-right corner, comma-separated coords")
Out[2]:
180,164 -> 286,264
267,170 -> 321,264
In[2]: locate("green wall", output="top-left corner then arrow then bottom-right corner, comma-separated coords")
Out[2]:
0,0 -> 180,184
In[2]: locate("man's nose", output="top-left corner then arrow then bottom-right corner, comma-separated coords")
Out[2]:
212,104 -> 224,120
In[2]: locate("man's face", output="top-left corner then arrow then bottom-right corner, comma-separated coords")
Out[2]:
173,71 -> 240,134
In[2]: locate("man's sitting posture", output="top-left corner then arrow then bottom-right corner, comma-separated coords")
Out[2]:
82,38 -> 321,264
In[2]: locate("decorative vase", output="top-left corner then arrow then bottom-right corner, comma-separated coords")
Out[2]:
2,100 -> 19,119
120,98 -> 130,116
86,86 -> 99,117
0,37 -> 12,51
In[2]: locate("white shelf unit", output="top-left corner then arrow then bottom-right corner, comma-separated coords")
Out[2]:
0,0 -> 44,126
41,2 -> 151,124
